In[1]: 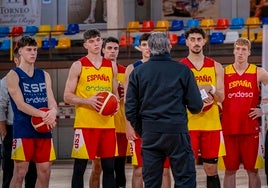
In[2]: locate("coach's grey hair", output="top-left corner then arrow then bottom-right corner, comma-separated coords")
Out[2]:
148,32 -> 171,56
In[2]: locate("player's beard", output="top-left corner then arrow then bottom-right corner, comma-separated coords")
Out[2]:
191,49 -> 201,54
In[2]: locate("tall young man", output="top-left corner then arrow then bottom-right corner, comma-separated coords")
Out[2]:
64,29 -> 119,188
221,38 -> 268,188
6,36 -> 58,188
89,36 -> 129,188
0,47 -> 37,188
181,27 -> 225,188
124,33 -> 171,188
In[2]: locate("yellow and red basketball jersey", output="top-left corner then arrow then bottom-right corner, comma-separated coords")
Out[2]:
74,56 -> 115,129
181,57 -> 221,131
222,64 -> 260,135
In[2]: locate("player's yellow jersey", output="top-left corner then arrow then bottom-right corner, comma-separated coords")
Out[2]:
181,57 -> 221,131
74,56 -> 115,129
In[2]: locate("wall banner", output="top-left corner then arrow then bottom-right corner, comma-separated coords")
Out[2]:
162,0 -> 219,20
0,0 -> 41,26
68,0 -> 107,24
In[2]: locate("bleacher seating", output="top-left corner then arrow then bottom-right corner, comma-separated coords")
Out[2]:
241,30 -> 255,42
9,26 -> 23,37
246,17 -> 261,29
35,37 -> 42,48
0,39 -> 11,50
255,31 -> 263,43
169,20 -> 184,31
178,33 -> 186,45
224,31 -> 239,44
126,21 -> 140,32
185,19 -> 199,29
42,37 -> 57,49
262,17 -> 268,25
119,35 -> 133,46
0,16 -> 264,66
0,26 -> 10,38
168,33 -> 178,45
36,24 -> 51,37
52,24 -> 65,36
64,24 -> 79,35
24,26 -> 38,36
55,37 -> 71,49
139,20 -> 154,32
210,32 -> 225,44
132,35 -> 141,47
200,18 -> 214,30
229,17 -> 245,30
154,20 -> 169,32
214,18 -> 229,30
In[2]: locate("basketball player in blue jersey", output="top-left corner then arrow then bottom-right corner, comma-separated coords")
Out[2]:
6,36 -> 58,188
0,47 -> 37,188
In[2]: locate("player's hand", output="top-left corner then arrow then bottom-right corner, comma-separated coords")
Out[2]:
42,108 -> 57,128
117,82 -> 124,99
249,108 -> 263,119
203,92 -> 214,103
199,84 -> 213,94
126,122 -> 138,141
0,123 -> 7,139
89,94 -> 103,111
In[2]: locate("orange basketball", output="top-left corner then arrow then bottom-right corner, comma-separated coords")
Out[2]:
96,91 -> 119,116
31,107 -> 53,133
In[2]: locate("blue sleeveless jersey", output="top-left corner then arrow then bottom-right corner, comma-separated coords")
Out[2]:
133,60 -> 143,68
10,67 -> 51,138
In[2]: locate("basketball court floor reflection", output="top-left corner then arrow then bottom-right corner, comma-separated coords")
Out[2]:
44,161 -> 266,187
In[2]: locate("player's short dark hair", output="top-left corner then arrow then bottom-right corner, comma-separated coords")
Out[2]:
139,33 -> 151,44
185,27 -> 206,39
102,37 -> 119,48
83,29 -> 101,42
17,36 -> 37,49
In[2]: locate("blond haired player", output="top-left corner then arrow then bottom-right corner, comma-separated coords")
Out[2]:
222,38 -> 268,188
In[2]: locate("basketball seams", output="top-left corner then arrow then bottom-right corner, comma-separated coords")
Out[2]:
99,92 -> 113,115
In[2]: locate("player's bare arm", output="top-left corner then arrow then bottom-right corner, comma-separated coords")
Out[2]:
248,67 -> 268,120
124,64 -> 137,140
111,61 -> 119,99
124,64 -> 134,101
43,71 -> 57,127
213,61 -> 224,103
257,67 -> 268,85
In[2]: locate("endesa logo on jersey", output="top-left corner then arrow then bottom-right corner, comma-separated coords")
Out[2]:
86,85 -> 112,92
228,91 -> 254,98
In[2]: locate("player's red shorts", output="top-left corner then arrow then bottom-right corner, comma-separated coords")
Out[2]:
223,133 -> 259,170
11,138 -> 56,163
116,132 -> 129,156
71,128 -> 116,160
131,137 -> 170,168
189,130 -> 220,159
